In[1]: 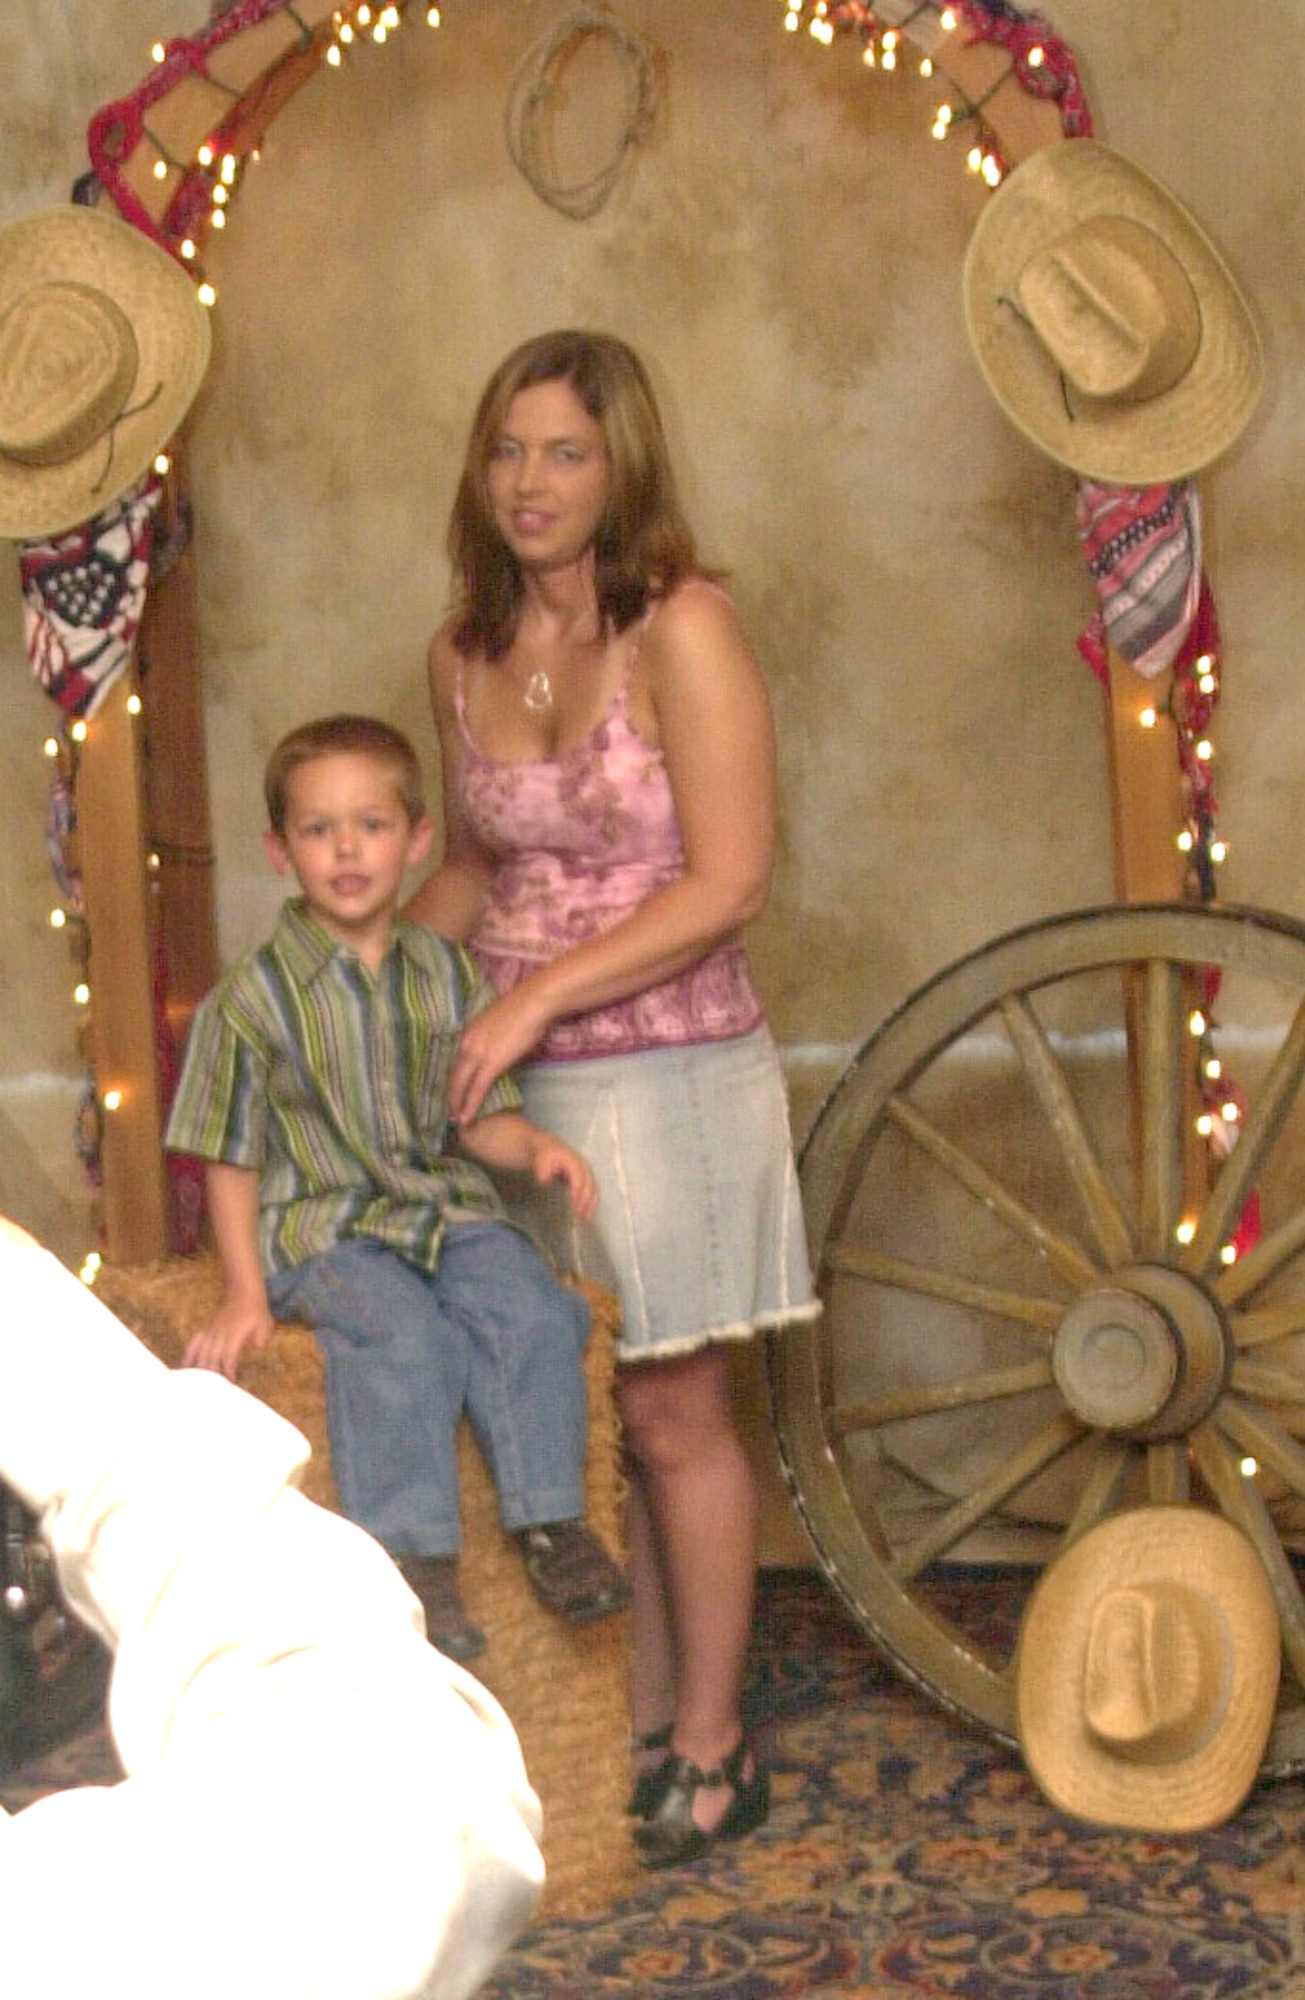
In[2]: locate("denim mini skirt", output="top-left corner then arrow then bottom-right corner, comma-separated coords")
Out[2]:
516,1026 -> 821,1363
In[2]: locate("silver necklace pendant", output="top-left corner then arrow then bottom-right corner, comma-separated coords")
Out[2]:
523,668 -> 554,713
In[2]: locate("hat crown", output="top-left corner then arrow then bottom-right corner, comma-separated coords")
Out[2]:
0,281 -> 139,469
1083,1581 -> 1232,1762
1017,213 -> 1202,409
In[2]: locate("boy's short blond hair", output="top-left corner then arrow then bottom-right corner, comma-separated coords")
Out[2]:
264,715 -> 426,837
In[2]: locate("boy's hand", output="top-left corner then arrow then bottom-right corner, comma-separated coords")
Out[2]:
182,1298 -> 276,1381
530,1135 -> 598,1221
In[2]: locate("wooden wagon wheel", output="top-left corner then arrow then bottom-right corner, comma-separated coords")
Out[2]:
770,901 -> 1305,1778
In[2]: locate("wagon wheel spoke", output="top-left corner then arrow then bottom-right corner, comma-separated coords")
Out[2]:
1218,1206 -> 1305,1309
1216,1395 -> 1305,1506
1191,1425 -> 1305,1688
1062,1437 -> 1132,1546
824,1243 -> 1062,1333
831,1357 -> 1054,1435
1146,1439 -> 1190,1503
1137,956 -> 1186,1257
1231,1358 -> 1305,1406
1232,1302 -> 1305,1351
890,1411 -> 1083,1582
998,993 -> 1134,1267
886,1094 -> 1100,1290
1184,992 -> 1305,1281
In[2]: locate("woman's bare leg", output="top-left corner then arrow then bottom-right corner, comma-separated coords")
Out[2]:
617,1344 -> 760,1832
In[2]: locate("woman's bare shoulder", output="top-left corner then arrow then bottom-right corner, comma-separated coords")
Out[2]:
426,616 -> 467,706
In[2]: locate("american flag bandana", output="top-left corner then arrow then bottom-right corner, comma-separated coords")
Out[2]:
1075,479 -> 1202,686
18,473 -> 162,717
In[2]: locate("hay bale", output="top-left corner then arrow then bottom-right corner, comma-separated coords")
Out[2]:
95,1254 -> 636,1918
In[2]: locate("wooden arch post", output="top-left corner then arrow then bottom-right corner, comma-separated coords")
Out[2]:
76,1 -> 1193,1263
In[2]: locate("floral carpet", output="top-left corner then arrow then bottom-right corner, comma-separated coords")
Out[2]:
482,1568 -> 1305,2000
7,1568 -> 1305,1995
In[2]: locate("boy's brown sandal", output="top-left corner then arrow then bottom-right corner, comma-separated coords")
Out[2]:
397,1554 -> 487,1663
516,1522 -> 632,1624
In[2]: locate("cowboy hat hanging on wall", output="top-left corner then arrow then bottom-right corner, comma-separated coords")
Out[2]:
962,137 -> 1262,486
1015,1506 -> 1281,1834
0,204 -> 211,543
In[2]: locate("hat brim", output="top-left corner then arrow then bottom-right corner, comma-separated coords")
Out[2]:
1015,1507 -> 1280,1831
962,139 -> 1263,485
0,205 -> 211,542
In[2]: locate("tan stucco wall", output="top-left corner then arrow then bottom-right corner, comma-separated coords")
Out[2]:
2,1 -> 1302,1552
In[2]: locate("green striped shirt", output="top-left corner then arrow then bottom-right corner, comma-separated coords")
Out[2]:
165,899 -> 521,1277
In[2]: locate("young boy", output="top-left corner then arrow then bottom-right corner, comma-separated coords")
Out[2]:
165,713 -> 629,1661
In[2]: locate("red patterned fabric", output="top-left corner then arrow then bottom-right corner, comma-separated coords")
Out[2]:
18,476 -> 161,718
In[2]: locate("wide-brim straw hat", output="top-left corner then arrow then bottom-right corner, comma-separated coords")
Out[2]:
962,139 -> 1262,484
0,205 -> 211,541
1016,1507 -> 1280,1833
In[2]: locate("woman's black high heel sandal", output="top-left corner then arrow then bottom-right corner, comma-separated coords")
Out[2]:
634,1737 -> 769,1868
626,1723 -> 673,1817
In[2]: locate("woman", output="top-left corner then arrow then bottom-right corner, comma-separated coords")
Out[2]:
408,330 -> 819,1868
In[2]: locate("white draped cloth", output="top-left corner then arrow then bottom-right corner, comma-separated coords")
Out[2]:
0,1218 -> 543,2000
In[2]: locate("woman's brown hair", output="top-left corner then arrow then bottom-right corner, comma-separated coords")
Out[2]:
447,331 -> 708,659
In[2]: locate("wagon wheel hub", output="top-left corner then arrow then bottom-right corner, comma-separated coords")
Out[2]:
1052,1263 -> 1231,1440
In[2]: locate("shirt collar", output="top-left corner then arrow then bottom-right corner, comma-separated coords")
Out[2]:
271,899 -> 428,986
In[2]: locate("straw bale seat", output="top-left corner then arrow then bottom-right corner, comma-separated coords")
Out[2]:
94,1254 -> 636,1918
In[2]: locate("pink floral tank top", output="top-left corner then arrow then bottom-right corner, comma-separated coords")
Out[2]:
456,634 -> 763,1064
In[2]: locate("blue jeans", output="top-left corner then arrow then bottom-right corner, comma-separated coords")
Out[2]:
266,1223 -> 591,1558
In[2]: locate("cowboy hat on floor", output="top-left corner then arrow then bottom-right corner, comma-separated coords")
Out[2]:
963,139 -> 1262,485
0,204 -> 211,542
1015,1506 -> 1280,1833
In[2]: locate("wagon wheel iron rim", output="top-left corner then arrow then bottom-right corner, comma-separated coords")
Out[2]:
769,901 -> 1305,1778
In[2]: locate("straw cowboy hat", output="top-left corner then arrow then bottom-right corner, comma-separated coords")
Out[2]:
0,204 -> 211,541
962,139 -> 1262,485
1016,1507 -> 1280,1833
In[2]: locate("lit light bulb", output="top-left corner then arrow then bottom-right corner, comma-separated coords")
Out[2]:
103,1089 -> 123,1112
1195,739 -> 1213,761
180,239 -> 196,260
1027,44 -> 1045,66
427,5 -> 441,23
982,155 -> 1002,187
151,41 -> 167,63
220,154 -> 237,185
1189,1010 -> 1206,1036
71,720 -> 87,743
79,1252 -> 102,1286
1196,1113 -> 1213,1137
198,282 -> 217,307
211,208 -> 227,229
73,983 -> 90,1006
1221,1101 -> 1240,1123
153,159 -> 169,182
1220,1243 -> 1238,1266
1205,1057 -> 1222,1080
126,693 -> 142,716
1210,841 -> 1227,865
212,184 -> 228,204
1177,829 -> 1194,852
966,146 -> 983,173
43,737 -> 59,759
197,143 -> 215,167
327,41 -> 343,62
939,6 -> 958,27
1175,1218 -> 1196,1245
1199,672 -> 1216,695
1240,1455 -> 1259,1478
154,452 -> 171,476
1139,707 -> 1157,728
50,908 -> 67,930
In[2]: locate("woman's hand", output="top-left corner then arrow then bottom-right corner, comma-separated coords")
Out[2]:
449,980 -> 555,1125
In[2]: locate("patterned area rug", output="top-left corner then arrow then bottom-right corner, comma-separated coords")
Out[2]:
6,1568 -> 1305,1995
484,1568 -> 1305,2000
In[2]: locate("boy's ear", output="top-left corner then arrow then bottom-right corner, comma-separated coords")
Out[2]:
262,828 -> 294,875
406,815 -> 437,867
